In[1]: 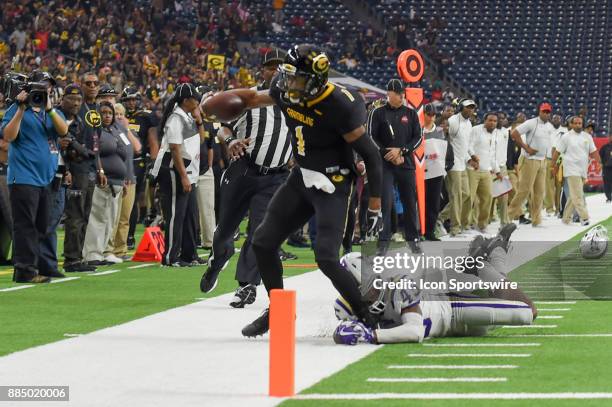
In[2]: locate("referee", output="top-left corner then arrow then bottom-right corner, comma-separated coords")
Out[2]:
368,79 -> 422,253
200,49 -> 292,309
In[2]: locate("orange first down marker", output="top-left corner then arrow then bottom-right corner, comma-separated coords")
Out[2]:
269,289 -> 296,397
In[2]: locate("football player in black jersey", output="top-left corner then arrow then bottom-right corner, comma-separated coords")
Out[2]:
202,44 -> 385,337
121,87 -> 160,248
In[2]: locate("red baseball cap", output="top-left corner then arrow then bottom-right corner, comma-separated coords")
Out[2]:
539,102 -> 552,112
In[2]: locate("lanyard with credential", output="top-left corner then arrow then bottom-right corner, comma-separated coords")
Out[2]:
33,109 -> 58,154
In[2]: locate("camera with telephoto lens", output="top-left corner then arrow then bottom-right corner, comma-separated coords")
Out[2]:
0,71 -> 49,108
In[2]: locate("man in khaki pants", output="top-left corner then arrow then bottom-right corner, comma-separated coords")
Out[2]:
441,99 -> 476,236
508,103 -> 555,227
551,116 -> 600,225
491,112 -> 510,225
544,114 -> 566,216
468,113 -> 501,232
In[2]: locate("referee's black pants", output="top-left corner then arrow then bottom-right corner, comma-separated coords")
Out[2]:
252,168 -> 369,319
158,169 -> 198,265
209,157 -> 287,285
424,176 -> 444,239
380,163 -> 419,242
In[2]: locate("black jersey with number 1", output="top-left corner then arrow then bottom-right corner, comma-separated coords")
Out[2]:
269,75 -> 367,174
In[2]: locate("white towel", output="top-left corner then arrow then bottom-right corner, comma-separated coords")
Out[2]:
300,168 -> 335,194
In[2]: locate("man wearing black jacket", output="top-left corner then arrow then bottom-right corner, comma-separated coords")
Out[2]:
367,79 -> 422,253
599,134 -> 612,203
63,76 -> 101,272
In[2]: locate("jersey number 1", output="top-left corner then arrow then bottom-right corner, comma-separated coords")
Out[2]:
295,126 -> 306,156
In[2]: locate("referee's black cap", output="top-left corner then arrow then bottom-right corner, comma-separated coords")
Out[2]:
386,78 -> 404,94
263,48 -> 286,66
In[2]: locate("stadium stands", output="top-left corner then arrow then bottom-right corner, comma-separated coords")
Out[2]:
367,0 -> 611,134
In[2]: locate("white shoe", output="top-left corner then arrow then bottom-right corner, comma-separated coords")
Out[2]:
104,254 -> 124,264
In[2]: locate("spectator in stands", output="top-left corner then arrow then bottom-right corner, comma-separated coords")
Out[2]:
551,116 -> 600,225
273,0 -> 285,25
82,102 -> 129,265
1,71 -> 68,283
441,99 -> 475,237
508,103 -> 555,227
600,134 -> 612,203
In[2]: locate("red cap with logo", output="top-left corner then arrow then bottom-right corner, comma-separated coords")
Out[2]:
539,102 -> 552,112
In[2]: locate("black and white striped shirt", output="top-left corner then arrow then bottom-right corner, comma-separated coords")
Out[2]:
232,86 -> 292,168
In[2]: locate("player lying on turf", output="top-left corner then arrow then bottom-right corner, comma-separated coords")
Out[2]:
333,224 -> 538,345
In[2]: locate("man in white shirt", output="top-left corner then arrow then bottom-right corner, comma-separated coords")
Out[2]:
468,113 -> 501,231
508,103 -> 555,227
490,112 -> 510,225
544,114 -> 566,216
551,116 -> 600,225
440,99 -> 475,236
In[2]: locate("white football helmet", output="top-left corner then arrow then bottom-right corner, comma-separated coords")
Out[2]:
579,225 -> 609,259
340,252 -> 387,314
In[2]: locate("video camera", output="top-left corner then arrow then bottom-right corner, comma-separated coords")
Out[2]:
0,71 -> 49,108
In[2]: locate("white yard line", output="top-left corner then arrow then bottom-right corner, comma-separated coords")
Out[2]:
536,316 -> 563,319
0,285 -> 34,292
0,272 -> 378,407
50,277 -> 81,284
127,263 -> 156,269
537,308 -> 570,311
407,353 -> 532,358
423,343 -> 540,347
293,392 -> 612,400
501,325 -> 557,328
388,365 -> 518,369
534,301 -> 576,304
367,377 -> 507,383
63,334 -> 82,337
89,269 -> 121,276
499,334 -> 612,338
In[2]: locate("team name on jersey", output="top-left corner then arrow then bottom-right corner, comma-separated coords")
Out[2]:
285,107 -> 314,127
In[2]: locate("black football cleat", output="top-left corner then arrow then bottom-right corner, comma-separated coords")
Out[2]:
242,308 -> 270,337
498,223 -> 518,244
200,267 -> 221,293
229,284 -> 257,308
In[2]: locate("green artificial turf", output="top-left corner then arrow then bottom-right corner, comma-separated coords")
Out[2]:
282,217 -> 612,407
0,224 -> 317,357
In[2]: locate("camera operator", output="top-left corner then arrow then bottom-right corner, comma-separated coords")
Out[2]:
1,70 -> 68,283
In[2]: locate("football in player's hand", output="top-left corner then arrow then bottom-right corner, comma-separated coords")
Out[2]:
201,92 -> 245,122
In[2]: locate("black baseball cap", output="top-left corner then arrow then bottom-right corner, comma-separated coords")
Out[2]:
423,103 -> 436,115
386,78 -> 404,94
263,48 -> 286,66
64,83 -> 83,97
176,82 -> 202,102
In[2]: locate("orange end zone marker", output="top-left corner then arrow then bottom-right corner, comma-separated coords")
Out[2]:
269,289 -> 296,397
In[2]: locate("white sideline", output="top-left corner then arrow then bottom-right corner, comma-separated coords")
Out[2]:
127,263 -> 156,269
0,195 -> 608,407
50,277 -> 81,284
367,377 -> 507,383
423,343 -> 540,347
293,392 -> 612,400
537,308 -> 570,311
0,285 -> 34,292
388,365 -> 518,369
408,353 -> 532,358
89,269 -> 121,276
0,271 -> 377,407
501,325 -> 557,328
536,316 -> 563,319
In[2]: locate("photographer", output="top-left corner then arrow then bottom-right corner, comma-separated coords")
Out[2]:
1,70 -> 68,283
63,74 -> 100,272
